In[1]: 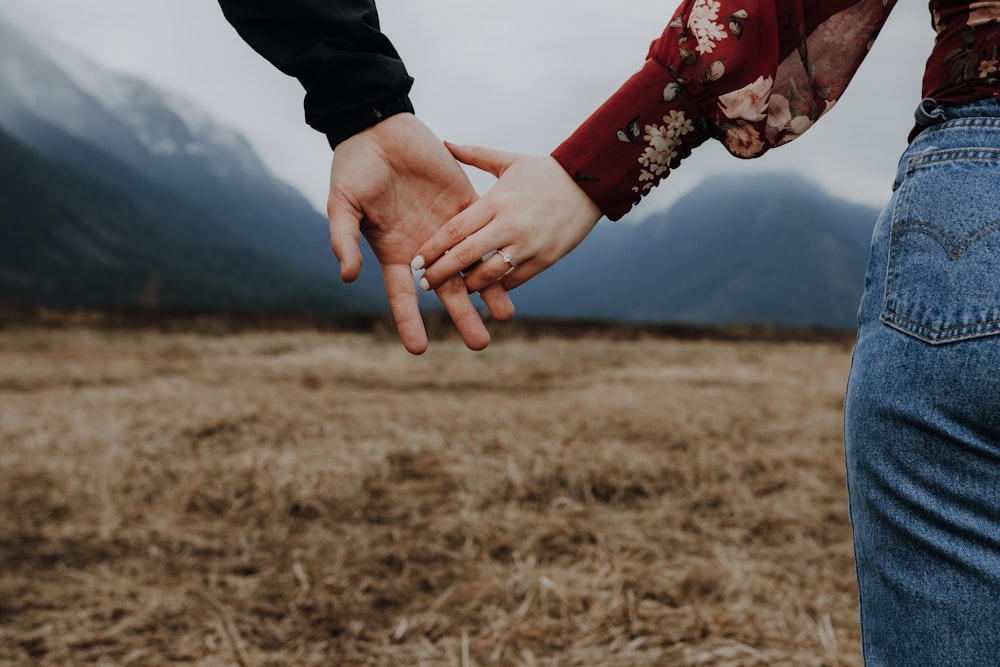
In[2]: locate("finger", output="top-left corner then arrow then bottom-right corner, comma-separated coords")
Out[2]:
408,143 -> 519,272
327,196 -> 364,283
479,283 -> 515,321
499,259 -> 545,292
445,142 -> 518,178
460,250 -> 519,294
411,200 -> 493,274
419,227 -> 501,292
434,275 -> 491,351
381,264 -> 428,355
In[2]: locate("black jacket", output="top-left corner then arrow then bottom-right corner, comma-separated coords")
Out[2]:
218,0 -> 414,148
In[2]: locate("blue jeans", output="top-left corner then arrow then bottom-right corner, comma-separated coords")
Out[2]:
844,98 -> 1000,665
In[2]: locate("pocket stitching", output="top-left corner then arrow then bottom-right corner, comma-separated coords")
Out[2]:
890,218 -> 1000,260
906,148 -> 1000,176
881,309 -> 1000,340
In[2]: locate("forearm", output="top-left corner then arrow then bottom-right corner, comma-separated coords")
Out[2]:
552,0 -> 896,220
217,0 -> 414,147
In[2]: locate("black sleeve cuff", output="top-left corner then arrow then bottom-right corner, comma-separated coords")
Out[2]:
314,93 -> 416,149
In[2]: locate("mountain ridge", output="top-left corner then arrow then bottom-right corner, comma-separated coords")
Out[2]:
510,172 -> 879,330
0,122 -> 360,312
0,13 -> 384,314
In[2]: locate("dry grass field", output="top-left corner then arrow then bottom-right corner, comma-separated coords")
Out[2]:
0,319 -> 861,666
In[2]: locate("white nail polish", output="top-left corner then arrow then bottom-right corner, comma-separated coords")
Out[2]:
419,277 -> 430,291
410,255 -> 425,271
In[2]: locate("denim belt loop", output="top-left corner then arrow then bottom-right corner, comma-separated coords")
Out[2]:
914,97 -> 947,127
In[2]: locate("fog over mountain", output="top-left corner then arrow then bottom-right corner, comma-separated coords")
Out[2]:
0,14 -> 383,313
0,14 -> 878,329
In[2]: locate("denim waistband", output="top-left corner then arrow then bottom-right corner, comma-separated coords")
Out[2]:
915,97 -> 1000,126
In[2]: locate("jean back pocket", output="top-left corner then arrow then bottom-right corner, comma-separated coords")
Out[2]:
881,148 -> 1000,344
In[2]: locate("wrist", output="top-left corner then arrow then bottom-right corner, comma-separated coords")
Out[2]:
549,156 -> 603,227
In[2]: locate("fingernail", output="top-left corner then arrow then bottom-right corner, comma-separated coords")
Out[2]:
410,255 -> 425,271
419,277 -> 431,291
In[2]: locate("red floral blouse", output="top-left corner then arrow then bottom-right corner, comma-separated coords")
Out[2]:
552,0 -> 1000,220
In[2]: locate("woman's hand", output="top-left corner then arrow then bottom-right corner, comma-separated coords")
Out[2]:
411,143 -> 602,295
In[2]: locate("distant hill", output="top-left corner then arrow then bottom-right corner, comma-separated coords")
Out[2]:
0,122 -> 362,311
511,173 -> 879,330
0,14 -> 383,313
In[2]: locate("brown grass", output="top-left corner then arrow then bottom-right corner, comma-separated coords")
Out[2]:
0,324 -> 859,666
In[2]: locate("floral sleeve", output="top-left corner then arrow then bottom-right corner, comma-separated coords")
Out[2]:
552,0 -> 898,220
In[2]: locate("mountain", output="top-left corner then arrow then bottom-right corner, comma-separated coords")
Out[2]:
0,14 -> 384,313
511,173 -> 879,330
0,122 -> 361,311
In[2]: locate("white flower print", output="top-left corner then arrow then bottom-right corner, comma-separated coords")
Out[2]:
721,121 -> 765,157
662,81 -> 683,102
788,115 -> 814,135
665,109 -> 695,136
766,93 -> 792,133
635,110 -> 695,192
639,127 -> 676,180
688,0 -> 728,55
766,93 -> 832,145
718,75 -> 773,122
704,60 -> 726,83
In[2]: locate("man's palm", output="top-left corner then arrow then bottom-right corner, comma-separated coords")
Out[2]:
326,113 -> 513,354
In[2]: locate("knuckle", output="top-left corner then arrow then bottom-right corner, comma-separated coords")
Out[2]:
437,276 -> 467,298
483,263 -> 507,283
444,217 -> 466,244
326,192 -> 347,221
464,266 -> 503,294
454,244 -> 478,267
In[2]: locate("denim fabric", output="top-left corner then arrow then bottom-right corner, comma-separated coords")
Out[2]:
844,98 -> 1000,666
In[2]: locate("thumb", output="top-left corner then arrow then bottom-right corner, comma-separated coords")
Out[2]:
327,197 -> 364,283
444,141 -> 516,178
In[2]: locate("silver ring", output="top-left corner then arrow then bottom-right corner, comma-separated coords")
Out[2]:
497,250 -> 516,269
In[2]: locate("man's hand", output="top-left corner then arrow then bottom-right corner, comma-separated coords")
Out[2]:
326,113 -> 514,355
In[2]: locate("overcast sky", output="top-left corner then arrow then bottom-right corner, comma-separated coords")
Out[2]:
4,0 -> 934,219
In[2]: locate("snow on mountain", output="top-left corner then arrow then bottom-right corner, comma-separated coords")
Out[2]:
41,40 -> 139,116
43,39 -> 269,181
0,13 -> 381,315
0,19 -> 123,145
0,58 -> 40,106
0,13 -> 269,189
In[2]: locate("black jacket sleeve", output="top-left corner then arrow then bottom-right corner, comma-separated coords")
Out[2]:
217,0 -> 415,148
